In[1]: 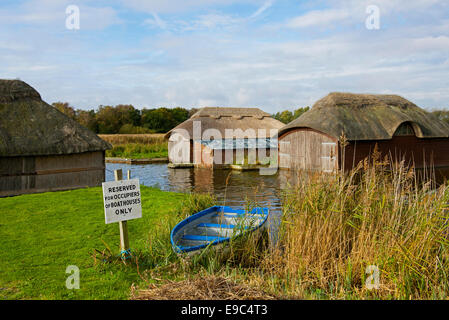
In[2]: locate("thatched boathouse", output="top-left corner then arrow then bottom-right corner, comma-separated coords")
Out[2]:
278,93 -> 449,178
0,80 -> 111,197
165,107 -> 284,168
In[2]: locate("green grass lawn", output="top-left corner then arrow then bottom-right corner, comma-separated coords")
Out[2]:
0,186 -> 191,300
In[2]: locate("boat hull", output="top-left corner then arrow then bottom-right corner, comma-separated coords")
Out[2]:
170,206 -> 269,255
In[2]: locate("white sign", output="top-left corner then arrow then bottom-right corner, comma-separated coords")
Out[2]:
102,179 -> 142,224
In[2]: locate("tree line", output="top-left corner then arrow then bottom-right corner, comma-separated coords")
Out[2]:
52,102 -> 449,134
52,102 -> 196,134
272,107 -> 310,124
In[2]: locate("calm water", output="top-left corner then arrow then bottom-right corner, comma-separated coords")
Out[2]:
105,163 -> 302,214
105,163 -> 304,241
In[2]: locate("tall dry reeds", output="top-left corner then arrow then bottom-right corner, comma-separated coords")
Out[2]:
129,145 -> 449,300
260,153 -> 449,299
99,134 -> 165,145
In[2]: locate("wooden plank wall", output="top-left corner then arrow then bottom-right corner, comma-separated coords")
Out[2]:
199,144 -> 214,168
0,151 -> 105,197
193,141 -> 202,165
168,139 -> 191,164
196,147 -> 275,168
342,136 -> 449,171
279,128 -> 338,171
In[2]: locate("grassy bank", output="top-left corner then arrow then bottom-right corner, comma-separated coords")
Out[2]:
100,134 -> 168,159
2,159 -> 448,300
0,186 -> 214,299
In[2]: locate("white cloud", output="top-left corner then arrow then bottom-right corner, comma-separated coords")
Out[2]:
144,1 -> 274,32
0,0 -> 121,30
122,0 -> 266,14
411,36 -> 449,51
249,0 -> 274,19
286,9 -> 350,29
188,13 -> 240,29
143,13 -> 167,29
1,0 -> 449,111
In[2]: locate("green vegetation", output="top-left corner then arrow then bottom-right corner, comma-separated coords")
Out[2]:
118,124 -> 153,134
52,102 -> 193,134
106,143 -> 168,159
52,101 -> 323,135
273,107 -> 310,124
2,156 -> 448,300
100,134 -> 168,159
0,186 -> 214,299
52,101 -> 449,135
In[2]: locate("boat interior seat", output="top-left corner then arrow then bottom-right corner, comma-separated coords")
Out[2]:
182,234 -> 227,242
197,223 -> 236,229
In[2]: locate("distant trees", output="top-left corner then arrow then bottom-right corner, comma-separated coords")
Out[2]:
77,110 -> 98,133
51,102 -> 449,135
273,107 -> 310,124
95,106 -> 121,134
139,107 -> 190,133
141,108 -> 177,133
118,124 -> 152,134
51,102 -> 191,134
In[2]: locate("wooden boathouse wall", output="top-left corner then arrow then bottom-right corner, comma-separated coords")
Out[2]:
278,127 -> 449,182
340,136 -> 449,180
168,137 -> 193,164
192,141 -> 277,169
0,151 -> 106,197
0,79 -> 111,197
277,93 -> 449,180
279,128 -> 338,172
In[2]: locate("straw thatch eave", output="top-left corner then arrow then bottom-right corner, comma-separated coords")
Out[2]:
165,107 -> 284,140
279,92 -> 449,141
0,80 -> 111,157
191,107 -> 269,119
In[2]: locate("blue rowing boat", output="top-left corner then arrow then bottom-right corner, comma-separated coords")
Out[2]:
170,205 -> 269,255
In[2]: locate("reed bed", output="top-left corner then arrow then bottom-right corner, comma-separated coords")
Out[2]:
99,134 -> 168,159
253,156 -> 449,299
170,154 -> 449,299
131,152 -> 449,300
99,134 -> 166,145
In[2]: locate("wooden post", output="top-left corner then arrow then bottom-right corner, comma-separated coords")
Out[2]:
114,169 -> 130,259
114,168 -> 123,181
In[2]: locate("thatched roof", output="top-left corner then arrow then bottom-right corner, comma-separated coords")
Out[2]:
279,92 -> 449,141
0,80 -> 111,157
192,107 -> 269,119
166,107 -> 284,139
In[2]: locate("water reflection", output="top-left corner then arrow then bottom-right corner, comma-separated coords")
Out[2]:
105,163 -> 307,243
106,163 -> 301,214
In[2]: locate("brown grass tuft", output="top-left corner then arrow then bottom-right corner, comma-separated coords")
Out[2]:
131,275 -> 278,300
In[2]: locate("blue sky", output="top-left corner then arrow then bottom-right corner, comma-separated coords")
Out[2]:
1,0 -> 448,112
